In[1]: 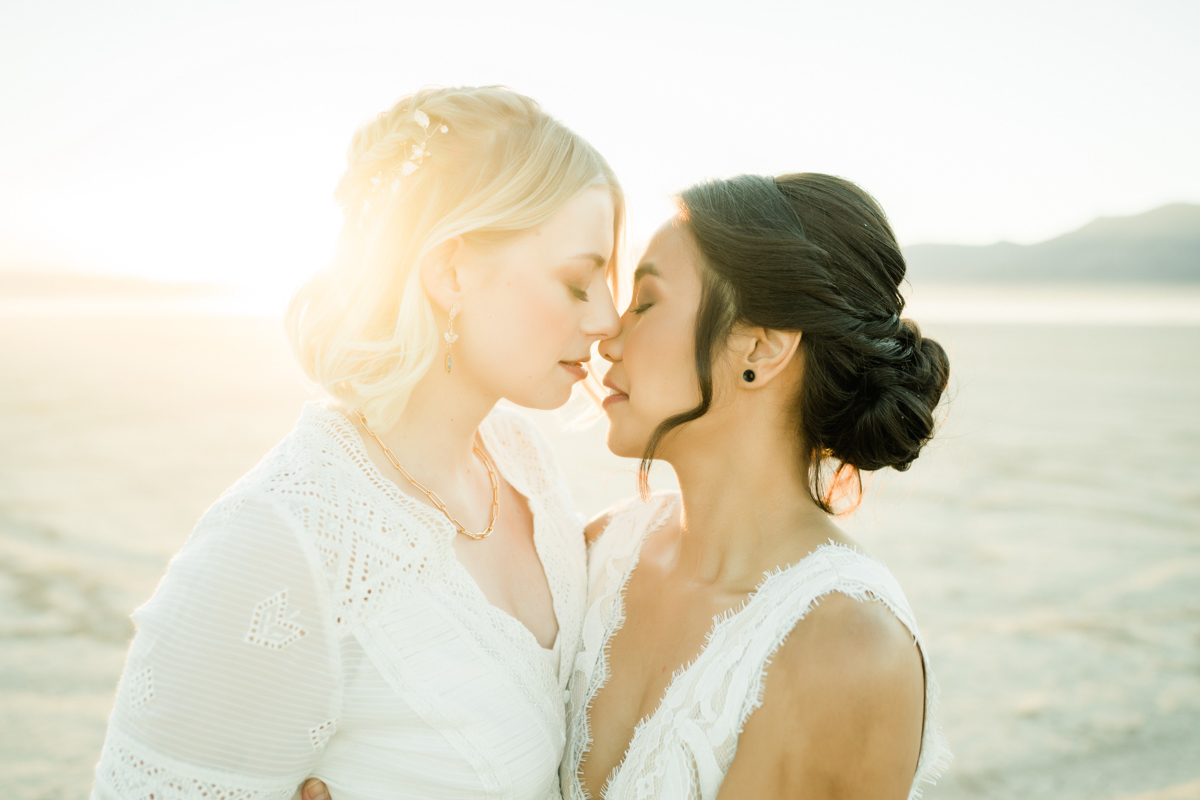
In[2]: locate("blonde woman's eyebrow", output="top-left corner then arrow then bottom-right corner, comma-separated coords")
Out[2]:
569,252 -> 608,268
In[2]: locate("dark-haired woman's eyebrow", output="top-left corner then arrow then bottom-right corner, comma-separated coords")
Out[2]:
633,262 -> 660,283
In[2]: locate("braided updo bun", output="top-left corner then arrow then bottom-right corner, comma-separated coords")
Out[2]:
641,173 -> 949,512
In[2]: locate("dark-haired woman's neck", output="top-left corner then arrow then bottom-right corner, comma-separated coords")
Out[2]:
666,417 -> 848,591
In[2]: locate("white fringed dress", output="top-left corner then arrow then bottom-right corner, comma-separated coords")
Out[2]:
562,492 -> 951,800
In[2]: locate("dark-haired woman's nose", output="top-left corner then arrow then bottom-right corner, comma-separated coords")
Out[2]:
598,312 -> 628,363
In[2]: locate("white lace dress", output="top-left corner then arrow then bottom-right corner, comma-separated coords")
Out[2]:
92,403 -> 586,800
562,493 -> 951,800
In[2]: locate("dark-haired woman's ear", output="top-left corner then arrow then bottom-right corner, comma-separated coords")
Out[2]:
730,325 -> 802,390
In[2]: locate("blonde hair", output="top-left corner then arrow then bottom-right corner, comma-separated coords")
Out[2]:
286,86 -> 624,430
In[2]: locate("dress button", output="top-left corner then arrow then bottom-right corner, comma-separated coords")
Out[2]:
563,689 -> 571,704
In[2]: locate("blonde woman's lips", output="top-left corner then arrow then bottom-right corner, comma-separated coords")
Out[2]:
559,360 -> 588,380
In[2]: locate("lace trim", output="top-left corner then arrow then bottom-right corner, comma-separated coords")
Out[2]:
910,669 -> 954,799
563,493 -> 680,800
95,729 -> 299,800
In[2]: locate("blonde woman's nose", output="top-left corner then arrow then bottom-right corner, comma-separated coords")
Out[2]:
587,285 -> 621,340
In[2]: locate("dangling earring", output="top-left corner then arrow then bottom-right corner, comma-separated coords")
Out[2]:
443,304 -> 459,373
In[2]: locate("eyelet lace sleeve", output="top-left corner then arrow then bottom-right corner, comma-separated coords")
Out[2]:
91,493 -> 342,800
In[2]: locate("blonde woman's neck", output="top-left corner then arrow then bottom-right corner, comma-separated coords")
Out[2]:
341,365 -> 501,531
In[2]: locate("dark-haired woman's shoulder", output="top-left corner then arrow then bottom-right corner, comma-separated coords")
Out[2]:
716,590 -> 926,800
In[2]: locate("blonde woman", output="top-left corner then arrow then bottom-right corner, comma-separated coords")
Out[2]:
91,86 -> 622,800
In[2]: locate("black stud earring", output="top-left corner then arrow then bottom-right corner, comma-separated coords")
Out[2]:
743,370 -> 755,383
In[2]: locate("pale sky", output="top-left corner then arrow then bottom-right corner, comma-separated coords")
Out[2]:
2,0 -> 1197,293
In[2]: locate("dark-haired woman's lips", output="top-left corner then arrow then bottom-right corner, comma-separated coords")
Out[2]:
601,390 -> 628,409
559,360 -> 588,380
601,377 -> 628,408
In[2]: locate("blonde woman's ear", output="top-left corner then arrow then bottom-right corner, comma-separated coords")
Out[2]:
418,236 -> 465,315
301,778 -> 330,800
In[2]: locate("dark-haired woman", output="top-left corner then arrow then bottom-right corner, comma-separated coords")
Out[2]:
562,173 -> 952,799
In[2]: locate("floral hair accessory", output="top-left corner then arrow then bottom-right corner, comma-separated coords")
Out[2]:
370,108 -> 450,196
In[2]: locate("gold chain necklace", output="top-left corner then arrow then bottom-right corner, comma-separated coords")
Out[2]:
356,411 -> 500,540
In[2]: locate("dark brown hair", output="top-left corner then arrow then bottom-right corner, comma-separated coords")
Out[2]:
640,173 -> 950,513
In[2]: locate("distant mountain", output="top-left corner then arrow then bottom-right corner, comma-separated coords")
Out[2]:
902,203 -> 1200,282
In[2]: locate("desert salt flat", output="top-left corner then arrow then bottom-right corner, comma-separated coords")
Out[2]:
1,307 -> 1197,800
